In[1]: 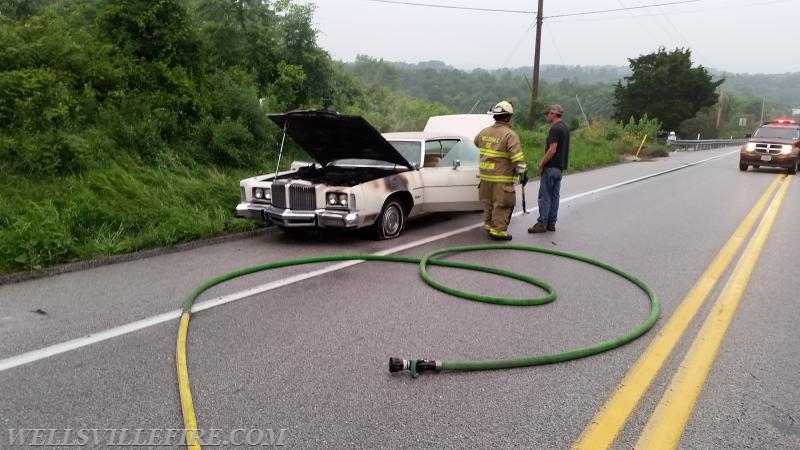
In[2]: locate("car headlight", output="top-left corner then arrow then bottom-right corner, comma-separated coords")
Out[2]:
326,192 -> 348,207
253,187 -> 271,201
326,192 -> 338,205
780,144 -> 792,154
745,143 -> 756,152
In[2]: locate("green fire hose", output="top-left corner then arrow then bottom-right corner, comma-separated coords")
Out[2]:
179,243 -> 658,374
176,244 -> 659,446
398,244 -> 659,376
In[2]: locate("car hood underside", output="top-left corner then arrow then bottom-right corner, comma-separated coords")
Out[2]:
269,110 -> 414,169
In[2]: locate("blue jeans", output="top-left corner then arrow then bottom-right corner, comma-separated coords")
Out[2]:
537,166 -> 562,225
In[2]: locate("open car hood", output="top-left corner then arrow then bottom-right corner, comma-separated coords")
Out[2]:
268,110 -> 413,169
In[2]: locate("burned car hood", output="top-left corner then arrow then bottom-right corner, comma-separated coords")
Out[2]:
268,110 -> 413,169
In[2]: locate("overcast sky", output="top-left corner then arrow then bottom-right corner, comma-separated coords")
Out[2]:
300,0 -> 800,75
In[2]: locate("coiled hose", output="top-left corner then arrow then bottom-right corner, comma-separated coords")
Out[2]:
176,244 -> 659,447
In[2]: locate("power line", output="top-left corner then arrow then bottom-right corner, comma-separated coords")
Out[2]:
612,0 -> 664,48
363,0 -> 534,14
543,0 -> 795,23
363,0 -> 795,21
363,0 -> 704,17
546,0 -> 702,19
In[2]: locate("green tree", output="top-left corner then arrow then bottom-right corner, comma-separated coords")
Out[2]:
96,0 -> 201,69
350,55 -> 400,90
277,0 -> 332,108
191,0 -> 281,96
0,0 -> 50,19
612,47 -> 722,132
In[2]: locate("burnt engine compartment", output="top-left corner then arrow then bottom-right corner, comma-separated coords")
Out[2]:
282,164 -> 407,187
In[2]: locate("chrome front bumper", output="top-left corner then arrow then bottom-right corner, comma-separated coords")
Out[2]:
235,202 -> 360,228
234,202 -> 267,220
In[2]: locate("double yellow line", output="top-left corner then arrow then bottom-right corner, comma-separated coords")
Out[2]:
573,174 -> 792,450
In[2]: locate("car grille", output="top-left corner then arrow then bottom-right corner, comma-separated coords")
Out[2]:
272,182 -> 316,210
753,143 -> 784,154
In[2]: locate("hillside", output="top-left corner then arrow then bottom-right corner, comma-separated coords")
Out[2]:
716,72 -> 800,109
378,60 -> 800,113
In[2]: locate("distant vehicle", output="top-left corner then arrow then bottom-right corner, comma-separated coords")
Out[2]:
739,118 -> 800,174
234,110 -> 493,239
667,131 -> 677,142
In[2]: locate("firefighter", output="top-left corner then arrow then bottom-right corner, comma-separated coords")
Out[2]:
474,100 -> 527,241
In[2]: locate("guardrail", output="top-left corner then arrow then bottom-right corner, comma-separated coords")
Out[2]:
667,138 -> 746,151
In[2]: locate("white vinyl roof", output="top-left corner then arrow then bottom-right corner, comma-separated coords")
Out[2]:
423,114 -> 494,138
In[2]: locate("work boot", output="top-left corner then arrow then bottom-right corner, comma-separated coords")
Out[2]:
489,233 -> 512,241
546,223 -> 556,232
528,223 -> 547,233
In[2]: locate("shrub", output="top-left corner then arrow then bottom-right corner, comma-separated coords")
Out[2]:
0,201 -> 77,271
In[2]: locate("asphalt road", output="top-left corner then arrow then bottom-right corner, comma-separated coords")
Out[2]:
1,147 -> 799,449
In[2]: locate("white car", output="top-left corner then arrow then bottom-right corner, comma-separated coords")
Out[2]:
234,110 -> 493,239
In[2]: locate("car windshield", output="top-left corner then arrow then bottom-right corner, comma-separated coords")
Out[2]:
329,158 -> 406,168
754,127 -> 800,140
387,140 -> 422,167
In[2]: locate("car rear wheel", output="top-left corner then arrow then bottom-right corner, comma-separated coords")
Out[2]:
372,199 -> 405,240
739,162 -> 748,171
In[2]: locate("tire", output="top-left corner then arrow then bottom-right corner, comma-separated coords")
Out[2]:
372,199 -> 405,240
789,162 -> 797,175
739,162 -> 748,171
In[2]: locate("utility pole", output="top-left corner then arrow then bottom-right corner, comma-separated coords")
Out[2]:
575,94 -> 590,127
526,0 -> 544,129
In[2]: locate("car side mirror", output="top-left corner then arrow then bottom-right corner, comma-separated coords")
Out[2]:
452,159 -> 460,170
745,134 -> 752,139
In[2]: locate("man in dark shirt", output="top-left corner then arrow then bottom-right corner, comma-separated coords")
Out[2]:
529,104 -> 569,233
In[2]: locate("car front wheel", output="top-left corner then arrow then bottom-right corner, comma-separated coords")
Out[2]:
372,199 -> 405,240
739,161 -> 748,171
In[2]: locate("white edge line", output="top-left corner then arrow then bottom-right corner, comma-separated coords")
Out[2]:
0,310 -> 181,372
0,150 -> 736,372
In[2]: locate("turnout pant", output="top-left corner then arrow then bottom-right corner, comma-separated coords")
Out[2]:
479,181 -> 517,235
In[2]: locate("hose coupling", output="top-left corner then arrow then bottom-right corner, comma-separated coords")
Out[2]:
389,357 -> 441,377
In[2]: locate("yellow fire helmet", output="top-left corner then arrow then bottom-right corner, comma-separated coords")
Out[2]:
488,100 -> 514,115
